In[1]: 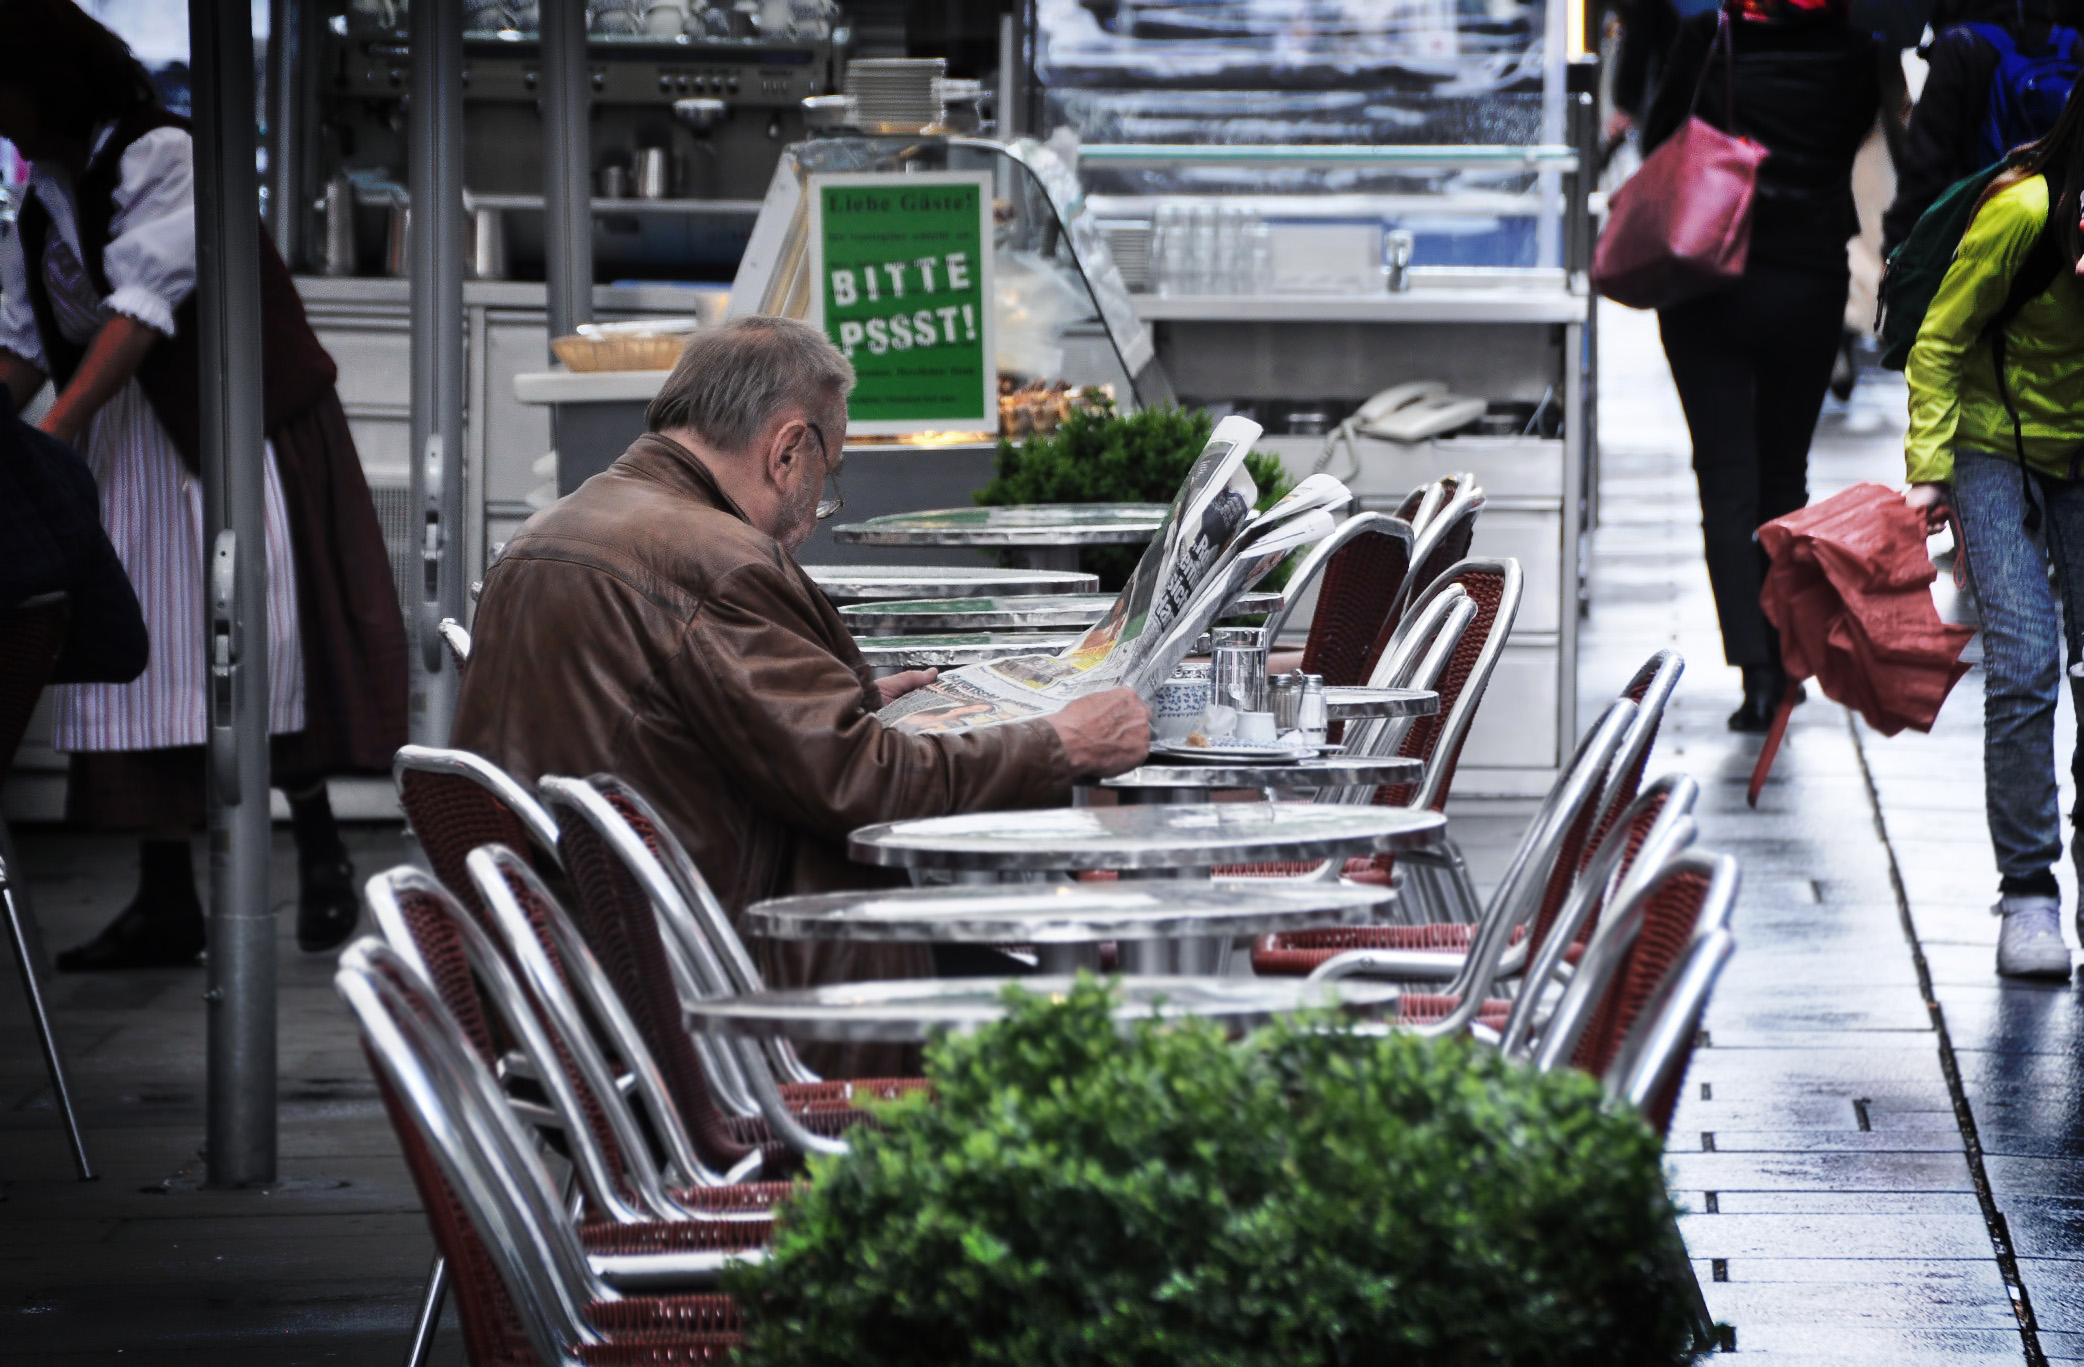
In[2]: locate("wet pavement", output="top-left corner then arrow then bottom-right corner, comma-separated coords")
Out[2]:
0,301 -> 2079,1361
1592,300 -> 2078,1363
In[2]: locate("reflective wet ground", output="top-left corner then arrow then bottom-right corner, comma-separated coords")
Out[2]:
1592,301 -> 2076,1363
0,301 -> 2075,1360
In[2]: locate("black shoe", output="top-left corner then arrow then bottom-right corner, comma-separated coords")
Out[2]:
297,854 -> 360,952
1829,332 -> 1857,403
1728,665 -> 1801,733
56,900 -> 205,971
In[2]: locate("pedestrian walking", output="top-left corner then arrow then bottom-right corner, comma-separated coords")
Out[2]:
1642,0 -> 1885,730
0,0 -> 408,968
1883,0 -> 2083,257
1903,79 -> 2084,981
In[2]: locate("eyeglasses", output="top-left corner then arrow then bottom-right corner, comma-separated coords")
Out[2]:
807,421 -> 844,521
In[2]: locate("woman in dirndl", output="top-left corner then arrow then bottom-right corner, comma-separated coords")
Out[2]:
0,0 -> 407,968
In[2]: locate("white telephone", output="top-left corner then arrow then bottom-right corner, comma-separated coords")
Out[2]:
1350,381 -> 1488,443
1316,380 -> 1488,476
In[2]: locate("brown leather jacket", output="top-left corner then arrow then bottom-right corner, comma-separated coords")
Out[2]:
452,432 -> 1072,1000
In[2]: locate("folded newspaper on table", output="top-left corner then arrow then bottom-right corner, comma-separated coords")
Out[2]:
878,416 -> 1353,733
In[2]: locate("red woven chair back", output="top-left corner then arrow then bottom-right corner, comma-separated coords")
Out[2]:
0,593 -> 68,769
383,877 -> 643,1206
398,767 -> 537,921
1582,652 -> 1683,869
384,883 -> 504,1067
371,1059 -> 545,1367
553,798 -> 765,1177
1569,863 -> 1711,1079
1300,525 -> 1413,687
1377,565 -> 1506,813
1531,782 -> 1671,961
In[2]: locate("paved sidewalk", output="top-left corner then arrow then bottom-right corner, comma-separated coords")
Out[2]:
1592,301 -> 2080,1363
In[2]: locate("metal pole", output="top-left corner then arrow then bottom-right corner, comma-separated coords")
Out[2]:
265,0 -> 302,266
192,0 -> 276,1188
996,14 -> 1019,139
408,0 -> 467,746
541,0 -> 593,347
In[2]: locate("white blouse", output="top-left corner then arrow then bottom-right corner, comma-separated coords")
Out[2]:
0,123 -> 197,362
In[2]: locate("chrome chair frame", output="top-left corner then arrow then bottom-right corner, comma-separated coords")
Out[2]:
392,744 -> 563,863
366,867 -> 662,1225
339,941 -> 760,1367
1387,478 -> 1486,625
1595,650 -> 1685,834
1357,558 -> 1524,923
1496,775 -> 1701,1060
1253,512 -> 1414,652
1532,849 -> 1740,1076
1604,923 -> 1736,1117
1305,699 -> 1635,1042
437,618 -> 473,671
539,776 -> 849,1160
465,844 -> 761,1194
538,776 -> 769,1121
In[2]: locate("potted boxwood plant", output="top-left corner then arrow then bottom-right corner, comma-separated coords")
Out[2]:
728,977 -> 1699,1366
978,402 -> 1296,591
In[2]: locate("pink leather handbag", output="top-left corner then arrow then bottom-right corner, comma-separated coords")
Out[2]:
1592,11 -> 1768,310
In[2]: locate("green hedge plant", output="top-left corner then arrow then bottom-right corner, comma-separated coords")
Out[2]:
728,977 -> 1697,1367
978,403 -> 1295,590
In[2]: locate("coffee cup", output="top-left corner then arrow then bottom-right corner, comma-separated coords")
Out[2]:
1235,711 -> 1277,744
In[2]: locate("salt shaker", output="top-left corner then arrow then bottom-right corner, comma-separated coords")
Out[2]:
1299,673 -> 1329,745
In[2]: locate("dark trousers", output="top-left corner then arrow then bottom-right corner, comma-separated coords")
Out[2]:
1658,262 -> 1848,667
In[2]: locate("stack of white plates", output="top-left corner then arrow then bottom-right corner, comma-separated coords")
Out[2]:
845,57 -> 947,132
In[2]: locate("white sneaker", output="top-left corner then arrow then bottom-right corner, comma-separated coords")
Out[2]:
1995,895 -> 2072,981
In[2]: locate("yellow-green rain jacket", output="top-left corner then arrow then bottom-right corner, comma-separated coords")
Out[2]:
1905,174 -> 2084,486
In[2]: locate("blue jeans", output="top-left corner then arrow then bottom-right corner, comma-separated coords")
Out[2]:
1952,449 -> 2084,887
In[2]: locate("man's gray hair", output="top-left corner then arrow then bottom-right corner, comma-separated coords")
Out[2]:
645,314 -> 855,452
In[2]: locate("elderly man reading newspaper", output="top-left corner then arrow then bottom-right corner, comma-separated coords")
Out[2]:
453,317 -> 1149,1072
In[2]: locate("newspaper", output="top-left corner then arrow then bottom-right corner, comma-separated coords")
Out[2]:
879,418 -> 1353,734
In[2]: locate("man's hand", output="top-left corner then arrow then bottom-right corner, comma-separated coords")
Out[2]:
1905,482 -> 1953,536
876,668 -> 938,707
1046,688 -> 1150,777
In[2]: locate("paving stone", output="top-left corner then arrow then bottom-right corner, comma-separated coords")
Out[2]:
1678,1212 -> 2000,1260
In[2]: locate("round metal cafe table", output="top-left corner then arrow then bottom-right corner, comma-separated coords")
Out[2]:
854,633 -> 1082,670
1094,754 -> 1421,800
683,975 -> 1401,1044
745,880 -> 1397,976
852,803 -> 1445,877
830,504 -> 1167,573
1323,687 -> 1439,721
841,590 -> 1281,633
805,564 -> 1098,604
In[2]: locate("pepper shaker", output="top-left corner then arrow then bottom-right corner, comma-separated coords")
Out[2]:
1269,671 -> 1302,732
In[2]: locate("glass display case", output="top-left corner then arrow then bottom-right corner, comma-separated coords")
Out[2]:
729,133 -> 1165,406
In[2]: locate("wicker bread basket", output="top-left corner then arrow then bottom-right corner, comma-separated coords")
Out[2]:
551,318 -> 699,372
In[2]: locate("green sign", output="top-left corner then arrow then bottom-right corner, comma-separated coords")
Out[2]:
808,171 -> 995,435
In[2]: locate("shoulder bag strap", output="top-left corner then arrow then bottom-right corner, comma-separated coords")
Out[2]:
1689,11 -> 1738,131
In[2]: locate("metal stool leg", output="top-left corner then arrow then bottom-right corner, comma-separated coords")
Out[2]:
0,840 -> 94,1180
401,1253 -> 447,1367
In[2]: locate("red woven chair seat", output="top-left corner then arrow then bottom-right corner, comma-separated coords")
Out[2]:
578,1218 -> 772,1254
1252,922 -> 1539,978
579,1295 -> 741,1361
780,1077 -> 932,1107
576,1337 -> 739,1365
1395,993 -> 1510,1030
